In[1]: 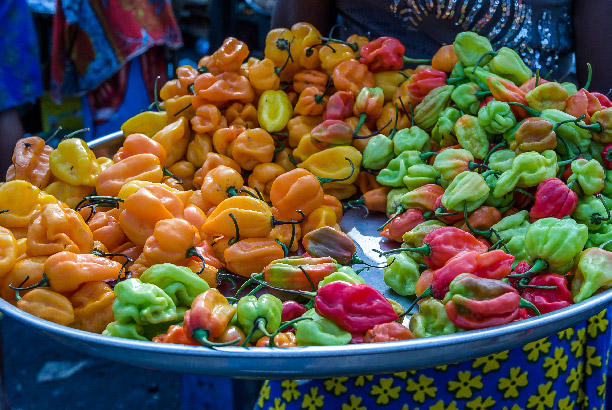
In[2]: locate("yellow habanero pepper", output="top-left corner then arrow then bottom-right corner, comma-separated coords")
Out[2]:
0,180 -> 57,236
0,227 -> 18,278
49,138 -> 101,187
301,205 -> 340,236
292,134 -> 322,162
43,181 -> 92,209
257,90 -> 293,133
152,116 -> 191,167
374,71 -> 407,102
121,111 -> 169,138
299,146 -> 362,185
162,95 -> 196,121
187,133 -> 214,168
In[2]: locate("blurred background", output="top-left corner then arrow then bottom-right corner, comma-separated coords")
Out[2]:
2,1 -> 273,409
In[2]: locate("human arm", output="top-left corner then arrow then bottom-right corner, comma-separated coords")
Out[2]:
573,0 -> 612,92
271,0 -> 337,33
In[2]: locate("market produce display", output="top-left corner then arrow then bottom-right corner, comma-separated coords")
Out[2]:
2,25 -> 612,350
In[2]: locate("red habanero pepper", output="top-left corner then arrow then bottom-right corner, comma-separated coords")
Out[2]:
565,88 -> 601,124
153,324 -> 200,345
520,273 -> 573,315
309,119 -> 354,150
444,273 -> 528,330
592,92 -> 612,108
281,300 -> 308,333
399,67 -> 448,108
380,209 -> 426,243
529,178 -> 578,222
324,91 -> 355,121
601,144 -> 612,169
363,322 -> 414,343
359,36 -> 406,72
379,226 -> 489,270
431,250 -> 515,299
315,281 -> 399,333
301,226 -> 361,266
183,289 -> 239,346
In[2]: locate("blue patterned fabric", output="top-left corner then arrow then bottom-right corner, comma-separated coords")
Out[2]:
256,309 -> 611,410
0,0 -> 43,111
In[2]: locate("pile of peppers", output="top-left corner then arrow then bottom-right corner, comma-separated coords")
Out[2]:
2,25 -> 612,347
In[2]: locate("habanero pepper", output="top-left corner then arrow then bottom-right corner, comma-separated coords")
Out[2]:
16,288 -> 74,326
263,256 -> 339,291
70,281 -> 116,333
520,273 -> 573,316
6,136 -> 54,188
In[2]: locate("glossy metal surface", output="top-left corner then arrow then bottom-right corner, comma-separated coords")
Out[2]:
2,132 -> 612,379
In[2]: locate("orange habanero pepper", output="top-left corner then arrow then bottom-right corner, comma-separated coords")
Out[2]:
333,59 -> 375,95
2,256 -> 46,304
269,168 -> 324,220
224,238 -> 285,278
6,136 -> 54,188
248,163 -> 285,201
212,125 -> 246,157
152,116 -> 191,166
193,72 -> 255,109
186,133 -> 214,168
248,58 -> 280,93
293,70 -> 329,94
95,153 -> 164,197
16,288 -> 74,326
191,104 -> 223,134
232,128 -> 276,171
293,86 -> 327,117
70,281 -> 116,333
224,103 -> 258,128
200,165 -> 244,205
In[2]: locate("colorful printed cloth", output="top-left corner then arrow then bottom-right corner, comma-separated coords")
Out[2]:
256,309 -> 611,410
0,0 -> 43,111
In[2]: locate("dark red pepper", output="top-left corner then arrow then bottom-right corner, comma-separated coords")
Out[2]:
281,300 -> 308,333
602,144 -> 612,169
380,208 -> 426,242
592,92 -> 612,109
315,281 -> 399,333
359,36 -> 406,72
323,91 -> 355,121
529,177 -> 578,222
520,273 -> 573,315
403,67 -> 448,107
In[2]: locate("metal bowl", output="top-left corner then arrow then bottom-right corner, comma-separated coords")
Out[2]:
2,132 -> 611,379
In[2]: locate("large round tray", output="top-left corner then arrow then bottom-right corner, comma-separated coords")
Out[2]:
2,132 -> 612,379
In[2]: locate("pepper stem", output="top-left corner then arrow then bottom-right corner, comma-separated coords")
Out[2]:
598,239 -> 612,250
403,56 -> 432,65
481,169 -> 503,179
186,247 -> 206,275
12,276 -> 30,302
535,68 -> 540,88
92,248 -> 133,280
62,128 -> 91,140
507,259 -> 548,279
353,118 -> 392,139
266,317 -> 313,347
592,194 -> 611,224
388,103 -> 400,140
400,286 -> 433,318
226,186 -> 239,197
507,102 -> 541,117
434,206 -> 459,217
9,273 -> 50,292
298,266 -> 316,292
584,63 -> 592,91
555,135 -> 576,160
483,140 -> 509,166
173,102 -> 193,117
420,152 -> 438,162
463,203 -> 492,238
148,76 -> 162,111
472,51 -> 497,72
353,112 -> 368,135
0,210 -> 8,214
276,239 -> 289,257
317,157 -> 355,184
377,206 -> 404,231
374,244 -> 432,257
162,167 -> 183,184
519,298 -> 541,316
345,197 -> 370,218
513,188 -> 535,201
44,126 -> 63,143
272,210 -> 306,227
248,272 -> 316,299
192,327 -> 242,347
234,272 -> 264,298
398,96 -> 414,127
228,213 -> 240,245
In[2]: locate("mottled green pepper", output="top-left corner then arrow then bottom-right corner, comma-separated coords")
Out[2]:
393,126 -> 431,155
487,149 -> 515,172
539,109 -> 592,148
483,173 -> 514,209
362,134 -> 395,170
453,32 -> 493,66
571,248 -> 612,303
409,298 -> 458,338
383,252 -> 420,296
455,114 -> 489,159
413,85 -> 454,131
524,217 -> 589,274
103,321 -> 147,341
491,210 -> 530,242
525,82 -> 569,111
140,263 -> 210,308
387,187 -> 410,216
403,164 -> 440,191
432,148 -> 475,186
318,266 -> 366,288
506,235 -> 528,264
236,294 -> 283,341
451,83 -> 484,115
493,150 -> 558,197
112,278 -> 178,326
567,158 -> 606,196
572,195 -> 611,231
295,308 -> 352,346
441,171 -> 489,212
561,82 -> 578,96
587,225 -> 612,251
377,150 -> 424,187
401,220 -> 446,264
488,47 -> 532,85
431,107 -> 461,147
477,100 -> 516,135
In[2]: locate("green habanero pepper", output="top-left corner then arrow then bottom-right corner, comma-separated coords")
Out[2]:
111,278 -> 178,326
487,149 -> 515,172
487,47 -> 532,85
561,82 -> 578,97
455,114 -> 490,159
491,210 -> 530,242
377,150 -> 424,187
493,150 -> 558,197
403,164 -> 440,191
362,134 -> 395,170
451,83 -> 485,115
236,293 -> 283,343
140,263 -> 210,308
393,126 -> 431,155
571,247 -> 612,303
413,85 -> 454,131
295,308 -> 352,346
587,224 -> 612,252
572,195 -> 611,231
567,158 -> 606,196
523,217 -> 588,274
483,173 -> 514,209
525,82 -> 569,112
401,220 -> 447,264
432,148 -> 475,186
453,32 -> 493,67
387,187 -> 410,217
318,266 -> 366,288
432,107 -> 461,147
409,298 -> 459,338
441,171 -> 490,212
477,100 -> 516,135
384,252 -> 420,296
103,321 -> 147,341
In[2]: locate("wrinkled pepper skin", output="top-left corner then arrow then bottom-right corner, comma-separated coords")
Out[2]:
521,274 -> 573,315
477,100 -> 516,135
384,252 -> 420,296
236,294 -> 283,341
567,158 -> 606,196
510,117 -> 557,154
493,150 -> 558,197
453,32 -> 493,67
264,256 -> 339,291
111,278 -> 178,326
17,288 -> 75,326
295,308 -> 352,346
444,273 -> 521,330
140,263 -> 210,308
43,251 -> 122,293
49,138 -> 101,187
70,281 -> 116,333
529,178 -> 578,222
315,281 -> 399,333
571,248 -> 612,303
6,136 -> 54,188
410,298 -> 458,338
183,289 -> 236,341
302,226 -> 357,265
363,322 -> 414,343
441,171 -> 490,212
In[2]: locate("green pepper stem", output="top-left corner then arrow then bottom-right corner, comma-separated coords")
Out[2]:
350,253 -> 365,266
377,206 -> 404,232
463,203 -> 492,238
298,266 -> 317,292
353,118 -> 392,139
513,188 -> 535,201
593,194 -> 611,224
236,187 -> 259,200
483,140 -> 509,166
481,169 -> 503,179
92,248 -> 133,280
12,276 -> 31,302
507,102 -> 541,117
375,244 -> 432,257
475,90 -> 492,98
446,77 -> 467,85
186,248 -> 206,275
216,269 -> 237,292
228,213 -> 240,245
400,286 -> 433,318
555,135 -> 576,160
397,96 -> 414,127
507,259 -> 548,279
598,239 -> 612,250
162,167 -> 183,184
226,186 -> 239,198
402,56 -> 432,64
434,206 -> 460,217
44,126 -> 63,143
276,239 -> 289,257
584,62 -> 592,91
388,103 -> 400,140
240,318 -> 266,347
9,273 -> 49,292
353,112 -> 368,135
317,157 -> 355,184
317,36 -> 358,51
192,327 -> 242,347
472,51 -> 498,72
0,210 -> 8,214
173,102 -> 193,117
268,317 -> 312,343
248,272 -> 317,299
557,153 -> 581,167
272,209 -> 306,227
420,152 -> 438,161
575,121 -> 603,133
519,298 -> 541,316
234,272 -> 264,298
246,283 -> 265,297
535,68 -> 540,88
62,128 -> 91,140
149,76 -> 162,112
